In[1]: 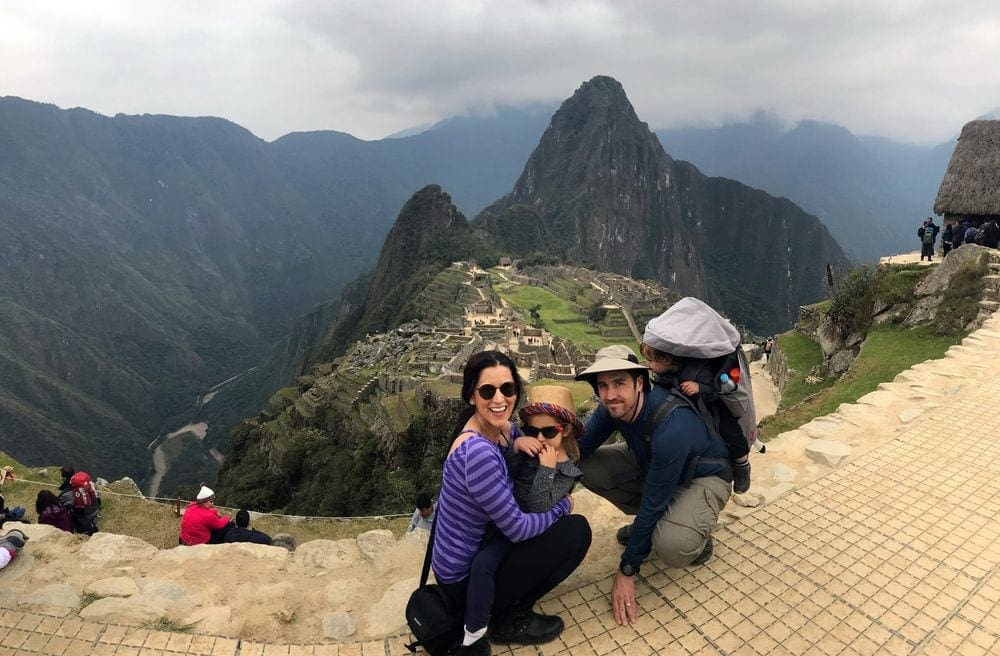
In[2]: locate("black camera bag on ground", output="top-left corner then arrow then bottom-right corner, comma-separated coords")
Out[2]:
405,519 -> 463,655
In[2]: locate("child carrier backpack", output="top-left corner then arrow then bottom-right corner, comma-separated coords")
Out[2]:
922,227 -> 935,245
70,471 -> 97,509
643,297 -> 759,452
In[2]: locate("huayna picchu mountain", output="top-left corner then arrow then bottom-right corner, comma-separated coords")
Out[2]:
478,76 -> 851,333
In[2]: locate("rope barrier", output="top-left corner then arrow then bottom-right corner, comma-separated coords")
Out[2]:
6,476 -> 411,521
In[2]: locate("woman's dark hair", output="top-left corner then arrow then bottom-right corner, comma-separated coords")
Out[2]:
36,489 -> 59,514
450,350 -> 523,440
60,466 -> 74,482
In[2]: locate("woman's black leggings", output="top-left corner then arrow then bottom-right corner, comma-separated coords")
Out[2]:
440,514 -> 592,627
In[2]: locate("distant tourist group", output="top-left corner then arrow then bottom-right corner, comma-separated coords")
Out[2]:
919,215 -> 1000,261
408,296 -> 758,656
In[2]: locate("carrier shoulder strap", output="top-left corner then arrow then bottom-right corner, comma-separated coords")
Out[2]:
643,392 -> 731,487
642,392 -> 697,448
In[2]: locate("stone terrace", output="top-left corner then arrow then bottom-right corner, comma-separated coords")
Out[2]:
6,316 -> 1000,655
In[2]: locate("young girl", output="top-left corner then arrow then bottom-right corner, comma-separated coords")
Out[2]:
507,385 -> 584,513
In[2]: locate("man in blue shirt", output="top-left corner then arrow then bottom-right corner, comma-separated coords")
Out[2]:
575,346 -> 731,626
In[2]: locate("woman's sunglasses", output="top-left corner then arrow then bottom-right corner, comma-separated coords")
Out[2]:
522,424 -> 563,439
476,382 -> 517,400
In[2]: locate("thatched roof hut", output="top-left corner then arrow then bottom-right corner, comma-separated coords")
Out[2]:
934,120 -> 1000,220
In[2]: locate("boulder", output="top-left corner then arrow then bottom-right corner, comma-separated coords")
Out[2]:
271,533 -> 297,551
356,530 -> 396,559
22,583 -> 79,609
805,439 -> 852,468
16,523 -> 80,548
322,611 -> 357,640
293,539 -> 362,570
135,579 -> 205,609
326,579 -> 366,606
84,577 -> 139,598
828,348 -> 856,376
769,463 -> 799,483
79,533 -> 158,568
79,596 -> 167,625
183,606 -> 233,635
915,244 -> 989,297
903,296 -> 943,326
362,578 -> 415,638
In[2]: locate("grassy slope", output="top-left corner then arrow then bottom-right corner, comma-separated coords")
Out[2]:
0,455 -> 407,549
759,324 -> 962,440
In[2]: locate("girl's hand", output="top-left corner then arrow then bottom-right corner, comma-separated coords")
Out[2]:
539,443 -> 558,468
513,435 -> 542,456
680,381 -> 699,396
564,493 -> 574,514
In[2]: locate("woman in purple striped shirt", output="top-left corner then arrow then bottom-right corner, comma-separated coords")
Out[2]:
432,351 -> 592,656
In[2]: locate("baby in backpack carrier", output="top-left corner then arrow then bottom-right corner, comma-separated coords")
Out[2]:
640,343 -> 752,494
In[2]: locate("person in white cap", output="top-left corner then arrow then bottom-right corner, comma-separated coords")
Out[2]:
178,485 -> 232,546
573,345 -> 731,626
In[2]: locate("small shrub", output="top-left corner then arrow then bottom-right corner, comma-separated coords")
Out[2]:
80,592 -> 101,608
273,604 -> 301,625
827,266 -> 877,337
142,616 -> 196,633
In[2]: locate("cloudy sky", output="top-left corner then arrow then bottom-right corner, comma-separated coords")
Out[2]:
2,1 -> 997,144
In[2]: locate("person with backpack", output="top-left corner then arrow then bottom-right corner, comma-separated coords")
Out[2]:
918,218 -> 937,261
36,489 -> 71,532
573,344 -> 730,626
57,466 -> 100,535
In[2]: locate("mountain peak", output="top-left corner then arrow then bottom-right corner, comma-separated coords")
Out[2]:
510,75 -> 665,203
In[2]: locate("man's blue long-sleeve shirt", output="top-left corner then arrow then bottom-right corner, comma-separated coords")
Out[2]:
580,385 -> 729,569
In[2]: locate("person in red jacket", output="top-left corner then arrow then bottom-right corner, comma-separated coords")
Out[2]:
179,486 -> 232,545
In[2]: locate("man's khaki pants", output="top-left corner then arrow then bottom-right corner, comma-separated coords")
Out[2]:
580,443 -> 731,567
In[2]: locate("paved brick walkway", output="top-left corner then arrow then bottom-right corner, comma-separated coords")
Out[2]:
4,319 -> 1000,655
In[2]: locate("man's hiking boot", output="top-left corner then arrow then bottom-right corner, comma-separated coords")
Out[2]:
733,461 -> 751,494
691,535 -> 713,566
489,608 -> 563,645
455,636 -> 491,655
616,525 -> 630,546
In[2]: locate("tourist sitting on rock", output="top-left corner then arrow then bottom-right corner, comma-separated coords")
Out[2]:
0,529 -> 28,571
406,493 -> 435,533
36,489 -> 72,532
57,466 -> 100,535
0,493 -> 26,528
179,486 -> 232,546
431,350 -> 591,656
224,509 -> 272,545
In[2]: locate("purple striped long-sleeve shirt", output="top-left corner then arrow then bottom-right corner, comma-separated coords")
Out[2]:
431,432 -> 570,583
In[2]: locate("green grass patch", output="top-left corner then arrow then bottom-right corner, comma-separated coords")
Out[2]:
876,264 -> 933,307
776,331 -> 833,408
497,285 -> 638,352
760,324 -> 962,440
